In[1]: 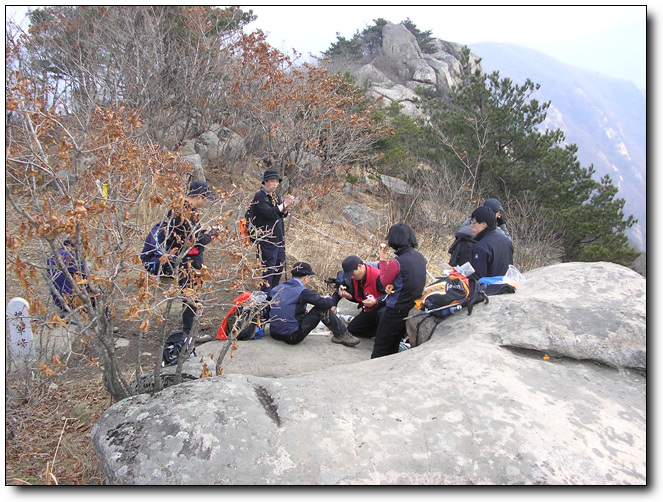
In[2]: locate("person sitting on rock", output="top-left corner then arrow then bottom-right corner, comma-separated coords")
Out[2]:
448,198 -> 512,268
468,206 -> 514,280
331,255 -> 386,339
269,262 -> 360,347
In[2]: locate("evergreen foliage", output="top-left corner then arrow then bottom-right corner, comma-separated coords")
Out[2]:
422,47 -> 637,266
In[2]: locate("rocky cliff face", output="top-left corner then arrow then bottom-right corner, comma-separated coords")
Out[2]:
90,262 -> 646,485
347,22 -> 480,118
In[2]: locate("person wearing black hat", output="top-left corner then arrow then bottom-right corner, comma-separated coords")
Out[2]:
268,262 -> 360,347
249,169 -> 296,292
468,206 -> 513,280
331,255 -> 386,339
165,180 -> 219,335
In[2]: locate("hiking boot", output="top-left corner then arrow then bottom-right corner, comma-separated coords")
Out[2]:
331,331 -> 360,347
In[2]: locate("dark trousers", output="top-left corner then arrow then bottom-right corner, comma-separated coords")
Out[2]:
271,306 -> 347,345
258,241 -> 286,293
347,308 -> 382,338
179,258 -> 201,335
371,306 -> 411,358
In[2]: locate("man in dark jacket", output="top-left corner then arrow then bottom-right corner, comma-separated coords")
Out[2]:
250,169 -> 295,292
269,262 -> 360,347
448,198 -> 512,268
331,255 -> 386,339
165,180 -> 217,335
468,206 -> 514,280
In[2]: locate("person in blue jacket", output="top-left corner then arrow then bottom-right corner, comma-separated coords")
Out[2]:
46,238 -> 86,311
269,262 -> 360,347
468,206 -> 514,280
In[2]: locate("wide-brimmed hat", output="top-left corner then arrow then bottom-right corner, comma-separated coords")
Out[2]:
341,255 -> 363,279
262,169 -> 283,183
291,262 -> 315,277
187,181 -> 216,200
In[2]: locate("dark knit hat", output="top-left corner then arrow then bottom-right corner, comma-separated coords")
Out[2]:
291,261 -> 315,277
341,255 -> 363,279
262,169 -> 283,183
483,198 -> 503,213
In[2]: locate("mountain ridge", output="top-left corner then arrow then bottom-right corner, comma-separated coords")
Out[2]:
470,42 -> 646,250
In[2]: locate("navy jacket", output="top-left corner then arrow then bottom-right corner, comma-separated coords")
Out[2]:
379,246 -> 427,310
470,228 -> 514,279
269,278 -> 334,335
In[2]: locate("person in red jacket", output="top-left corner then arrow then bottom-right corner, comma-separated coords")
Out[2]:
332,255 -> 387,339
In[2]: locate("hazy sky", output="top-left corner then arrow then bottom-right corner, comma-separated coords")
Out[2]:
243,4 -> 647,89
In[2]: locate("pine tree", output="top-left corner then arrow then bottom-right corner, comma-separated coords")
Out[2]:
428,47 -> 637,266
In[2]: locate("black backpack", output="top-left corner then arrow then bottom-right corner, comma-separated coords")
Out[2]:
411,273 -> 489,346
162,331 -> 196,366
447,233 -> 476,268
244,204 -> 257,242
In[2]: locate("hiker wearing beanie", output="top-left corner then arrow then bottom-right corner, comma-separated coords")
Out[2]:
331,255 -> 387,339
250,168 -> 295,292
468,205 -> 513,280
269,262 -> 360,347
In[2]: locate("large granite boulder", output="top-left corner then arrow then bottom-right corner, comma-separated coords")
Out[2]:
90,262 -> 646,485
407,262 -> 646,372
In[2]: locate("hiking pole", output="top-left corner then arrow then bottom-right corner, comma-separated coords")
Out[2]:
403,302 -> 463,321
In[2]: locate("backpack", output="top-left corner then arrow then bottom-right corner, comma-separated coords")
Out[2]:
447,233 -> 476,268
162,331 -> 196,366
141,222 -> 173,276
410,272 -> 489,346
217,291 -> 269,341
419,272 -> 472,318
239,205 -> 257,245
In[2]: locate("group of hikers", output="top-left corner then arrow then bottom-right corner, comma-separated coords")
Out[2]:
46,167 -> 514,361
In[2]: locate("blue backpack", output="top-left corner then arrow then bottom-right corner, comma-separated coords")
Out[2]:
141,222 -> 173,275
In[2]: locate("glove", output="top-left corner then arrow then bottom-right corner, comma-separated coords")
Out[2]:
497,215 -> 506,226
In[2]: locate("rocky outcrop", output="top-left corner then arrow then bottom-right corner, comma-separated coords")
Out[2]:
341,203 -> 389,233
407,262 -> 646,372
91,262 -> 646,485
349,22 -> 482,119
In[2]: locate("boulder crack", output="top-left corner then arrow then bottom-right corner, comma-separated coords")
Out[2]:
253,384 -> 281,427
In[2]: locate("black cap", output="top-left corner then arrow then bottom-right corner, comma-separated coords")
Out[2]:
262,169 -> 283,183
187,181 -> 216,200
291,262 -> 315,277
341,255 -> 363,279
483,198 -> 503,212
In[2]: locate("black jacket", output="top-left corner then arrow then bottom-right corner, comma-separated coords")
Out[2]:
470,228 -> 513,279
165,202 -> 212,270
250,187 -> 288,245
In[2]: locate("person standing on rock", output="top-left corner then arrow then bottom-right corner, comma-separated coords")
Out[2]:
372,223 -> 427,358
468,205 -> 513,280
331,255 -> 386,339
269,262 -> 360,347
250,168 -> 295,293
